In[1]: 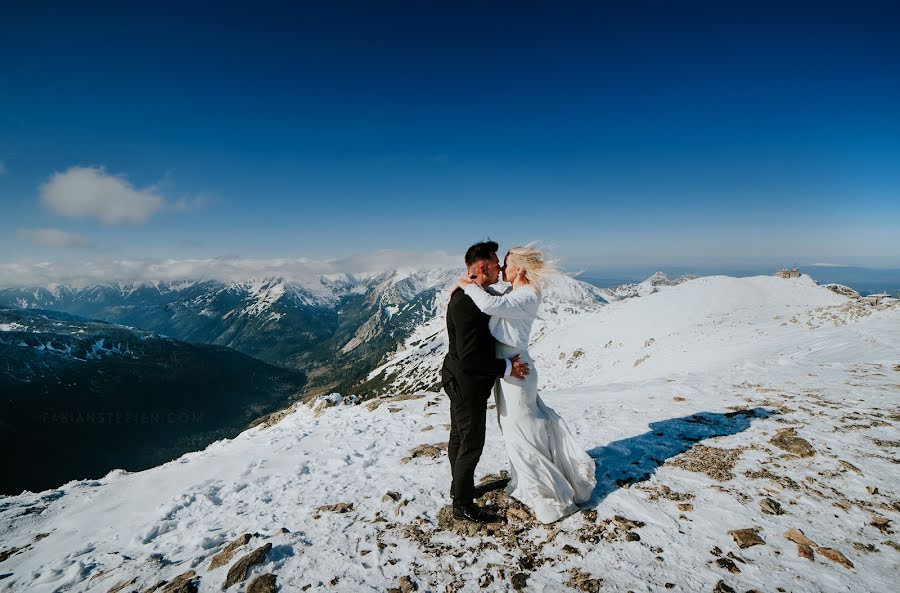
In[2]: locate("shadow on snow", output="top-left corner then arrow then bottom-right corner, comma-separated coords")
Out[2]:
584,407 -> 773,505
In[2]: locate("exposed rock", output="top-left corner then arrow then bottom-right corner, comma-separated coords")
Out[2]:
677,503 -> 694,512
770,427 -> 816,457
140,581 -> 166,593
208,533 -> 252,570
870,516 -> 892,534
407,443 -> 448,461
565,567 -> 602,593
247,573 -> 277,593
798,543 -> 815,561
317,502 -> 353,513
510,572 -> 529,591
33,533 -> 50,541
0,547 -> 19,563
561,544 -> 581,555
760,497 -> 784,515
866,485 -> 879,495
162,571 -> 199,593
715,557 -> 741,573
817,547 -> 854,569
728,528 -> 765,549
625,531 -> 641,542
108,577 -> 138,593
398,575 -> 418,592
713,580 -> 735,593
669,445 -> 743,481
382,491 -> 401,503
783,528 -> 815,547
224,543 -> 272,589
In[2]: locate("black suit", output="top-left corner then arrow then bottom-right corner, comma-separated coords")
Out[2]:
441,288 -> 506,504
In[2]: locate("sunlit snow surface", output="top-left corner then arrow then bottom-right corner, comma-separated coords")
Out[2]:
1,275 -> 898,592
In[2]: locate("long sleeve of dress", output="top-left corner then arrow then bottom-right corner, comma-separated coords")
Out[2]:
463,284 -> 539,320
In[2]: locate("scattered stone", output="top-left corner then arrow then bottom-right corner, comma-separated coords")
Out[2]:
382,491 -> 401,503
208,533 -> 252,570
162,571 -> 199,593
406,443 -> 448,461
613,515 -> 646,531
581,510 -> 598,523
562,544 -> 581,555
853,542 -> 877,553
883,541 -> 900,552
33,533 -> 50,541
565,568 -> 602,593
783,528 -> 815,547
817,547 -> 854,569
866,485 -> 879,495
760,497 -> 784,515
673,396 -> 686,402
140,581 -> 166,593
0,548 -> 19,563
677,503 -> 694,512
393,575 -> 416,593
713,580 -> 735,593
710,546 -> 722,556
108,577 -> 138,593
224,543 -> 272,589
510,572 -> 529,591
770,428 -> 816,457
797,543 -> 815,561
625,532 -> 641,542
715,557 -> 741,573
669,445 -> 743,481
278,527 -> 290,534
728,528 -> 765,549
247,573 -> 277,593
420,425 -> 433,432
478,571 -> 494,588
317,502 -> 353,513
870,516 -> 892,534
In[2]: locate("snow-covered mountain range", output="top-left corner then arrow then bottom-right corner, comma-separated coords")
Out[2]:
0,269 -> 607,397
2,274 -> 897,592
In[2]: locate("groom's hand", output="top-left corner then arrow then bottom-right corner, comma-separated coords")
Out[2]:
509,354 -> 529,380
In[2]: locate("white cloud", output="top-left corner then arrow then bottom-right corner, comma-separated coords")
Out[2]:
17,228 -> 92,248
0,251 -> 461,288
810,262 -> 850,267
39,166 -> 174,224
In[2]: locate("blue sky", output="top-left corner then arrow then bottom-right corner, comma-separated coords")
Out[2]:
1,1 -> 898,281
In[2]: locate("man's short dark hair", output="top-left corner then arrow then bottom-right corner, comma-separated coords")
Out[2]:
465,240 -> 499,267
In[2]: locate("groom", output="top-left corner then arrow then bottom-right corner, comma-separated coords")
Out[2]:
441,240 -> 529,523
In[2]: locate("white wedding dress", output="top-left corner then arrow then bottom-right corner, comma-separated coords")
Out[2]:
463,283 -> 597,523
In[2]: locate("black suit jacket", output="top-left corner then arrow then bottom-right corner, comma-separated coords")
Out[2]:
441,288 -> 506,397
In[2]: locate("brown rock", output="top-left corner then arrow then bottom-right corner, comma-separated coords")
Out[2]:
770,428 -> 815,457
208,534 -> 252,570
797,543 -> 815,561
317,502 -> 353,513
817,547 -> 854,569
398,575 -> 418,592
162,571 -> 199,593
783,528 -> 815,547
407,443 -> 448,461
870,516 -> 892,534
510,572 -> 529,591
224,543 -> 272,589
247,573 -> 277,593
715,557 -> 741,573
382,491 -> 401,503
140,581 -> 166,593
760,497 -> 784,515
107,577 -> 138,593
562,544 -> 581,555
677,503 -> 694,512
565,568 -> 602,593
713,580 -> 735,593
728,528 -> 765,549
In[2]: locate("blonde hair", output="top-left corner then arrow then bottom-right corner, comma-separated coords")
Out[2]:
506,243 -> 559,291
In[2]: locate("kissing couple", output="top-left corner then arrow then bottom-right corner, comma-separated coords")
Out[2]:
441,240 -> 597,524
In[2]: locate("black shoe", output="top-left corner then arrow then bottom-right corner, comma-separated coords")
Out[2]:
453,502 -> 500,523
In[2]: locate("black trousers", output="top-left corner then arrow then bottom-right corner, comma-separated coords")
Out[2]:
446,377 -> 488,505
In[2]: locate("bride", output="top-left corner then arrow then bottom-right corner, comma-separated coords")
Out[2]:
455,244 -> 596,523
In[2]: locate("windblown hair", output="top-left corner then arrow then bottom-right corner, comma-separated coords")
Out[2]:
464,240 -> 499,267
506,243 -> 559,291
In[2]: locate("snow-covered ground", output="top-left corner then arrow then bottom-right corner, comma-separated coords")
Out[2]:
1,275 -> 898,593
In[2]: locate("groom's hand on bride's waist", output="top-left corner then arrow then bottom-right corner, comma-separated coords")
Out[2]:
508,354 -> 529,380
